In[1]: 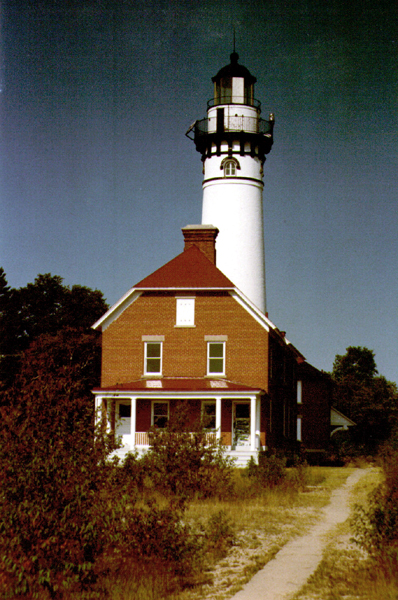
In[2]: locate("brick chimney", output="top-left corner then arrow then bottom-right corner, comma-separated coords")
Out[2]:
181,225 -> 219,265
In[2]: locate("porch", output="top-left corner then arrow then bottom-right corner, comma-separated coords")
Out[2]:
93,379 -> 266,467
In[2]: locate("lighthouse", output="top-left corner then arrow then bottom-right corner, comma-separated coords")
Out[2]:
186,52 -> 274,314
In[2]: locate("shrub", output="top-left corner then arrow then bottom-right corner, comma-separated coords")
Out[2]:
146,402 -> 234,499
353,444 -> 398,569
257,452 -> 287,487
111,451 -> 148,492
203,510 -> 235,558
243,452 -> 287,487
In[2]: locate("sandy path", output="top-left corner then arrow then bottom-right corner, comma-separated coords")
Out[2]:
230,469 -> 366,600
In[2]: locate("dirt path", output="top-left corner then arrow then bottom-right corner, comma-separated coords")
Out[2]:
229,469 -> 367,600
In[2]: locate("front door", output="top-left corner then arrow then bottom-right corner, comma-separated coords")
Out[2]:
233,402 -> 250,449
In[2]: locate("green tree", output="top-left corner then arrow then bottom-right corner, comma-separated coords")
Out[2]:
0,271 -> 108,389
0,330 -> 114,598
0,332 -> 200,599
0,269 -> 14,386
332,346 -> 398,452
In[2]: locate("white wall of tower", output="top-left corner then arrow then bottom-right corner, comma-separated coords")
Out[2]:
203,152 -> 262,180
202,177 -> 266,313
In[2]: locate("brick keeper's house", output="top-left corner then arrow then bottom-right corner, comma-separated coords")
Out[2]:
92,226 -> 331,466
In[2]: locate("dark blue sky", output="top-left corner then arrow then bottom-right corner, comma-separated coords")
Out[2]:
1,0 -> 397,383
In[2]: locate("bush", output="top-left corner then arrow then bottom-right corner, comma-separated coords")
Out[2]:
0,333 -> 117,599
244,452 -> 311,491
203,510 -> 235,558
146,402 -> 234,499
353,444 -> 398,567
111,451 -> 148,492
257,452 -> 287,487
0,337 -> 201,599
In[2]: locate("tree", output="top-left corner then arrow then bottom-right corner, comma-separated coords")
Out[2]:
0,268 -> 11,335
0,332 -> 200,599
332,346 -> 398,452
0,330 -> 114,598
0,271 -> 108,389
0,269 -> 13,384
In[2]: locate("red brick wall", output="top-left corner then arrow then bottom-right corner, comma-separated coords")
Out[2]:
266,335 -> 298,452
101,291 -> 269,391
300,376 -> 331,452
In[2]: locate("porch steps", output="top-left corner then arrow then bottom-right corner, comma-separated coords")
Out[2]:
227,450 -> 258,467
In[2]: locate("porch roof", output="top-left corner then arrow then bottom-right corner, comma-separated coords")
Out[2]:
93,377 -> 264,394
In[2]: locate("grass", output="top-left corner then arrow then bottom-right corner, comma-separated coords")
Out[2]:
291,467 -> 398,600
175,467 -> 355,600
90,466 -> 354,600
57,466 -> 384,600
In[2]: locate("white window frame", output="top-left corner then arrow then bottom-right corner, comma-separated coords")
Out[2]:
207,341 -> 226,376
297,416 -> 302,442
176,297 -> 195,327
297,380 -> 302,404
151,401 -> 169,428
224,159 -> 236,177
144,341 -> 163,376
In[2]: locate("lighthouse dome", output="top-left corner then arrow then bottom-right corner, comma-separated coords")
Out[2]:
212,52 -> 257,85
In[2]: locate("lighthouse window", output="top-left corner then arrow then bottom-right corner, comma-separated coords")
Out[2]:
224,160 -> 236,177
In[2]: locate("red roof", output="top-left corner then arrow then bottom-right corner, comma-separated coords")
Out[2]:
134,245 -> 234,289
94,377 -> 263,393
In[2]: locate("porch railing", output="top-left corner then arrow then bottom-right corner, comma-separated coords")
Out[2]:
131,431 -> 218,446
135,432 -> 149,446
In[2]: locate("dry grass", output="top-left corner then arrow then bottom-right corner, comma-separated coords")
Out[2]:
71,467 -> 372,600
292,467 -> 398,600
174,467 -> 356,600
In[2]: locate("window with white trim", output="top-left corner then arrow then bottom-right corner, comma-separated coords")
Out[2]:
152,401 -> 169,428
202,401 -> 216,430
224,159 -> 236,176
297,380 -> 302,404
207,342 -> 225,375
144,342 -> 162,375
297,417 -> 302,442
176,297 -> 195,326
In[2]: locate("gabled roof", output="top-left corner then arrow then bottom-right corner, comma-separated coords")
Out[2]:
92,244 -> 296,355
135,245 -> 234,289
331,407 -> 356,428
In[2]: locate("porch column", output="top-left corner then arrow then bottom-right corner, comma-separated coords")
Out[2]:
106,398 -> 112,433
250,396 -> 256,451
216,397 -> 222,440
256,397 -> 261,450
130,396 -> 136,447
94,396 -> 102,428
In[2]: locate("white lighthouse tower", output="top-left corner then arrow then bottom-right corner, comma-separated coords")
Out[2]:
186,52 -> 274,314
